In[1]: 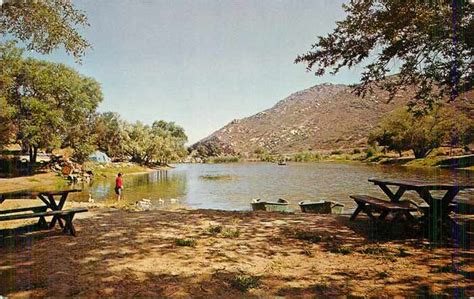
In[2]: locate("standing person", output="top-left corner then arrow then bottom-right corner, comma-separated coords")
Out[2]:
115,173 -> 123,200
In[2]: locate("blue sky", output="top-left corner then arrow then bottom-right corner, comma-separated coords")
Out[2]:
28,0 -> 366,144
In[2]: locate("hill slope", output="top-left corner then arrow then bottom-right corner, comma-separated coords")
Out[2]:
193,83 -> 411,156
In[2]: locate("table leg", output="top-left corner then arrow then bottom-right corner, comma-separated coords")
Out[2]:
350,203 -> 365,221
416,187 -> 459,242
47,194 -> 64,229
377,184 -> 406,202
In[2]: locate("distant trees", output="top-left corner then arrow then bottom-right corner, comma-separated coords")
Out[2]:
0,42 -> 103,164
369,106 -> 473,158
123,121 -> 188,165
296,0 -> 473,108
1,0 -> 90,60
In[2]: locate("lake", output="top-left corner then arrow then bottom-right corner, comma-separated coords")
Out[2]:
66,162 -> 473,211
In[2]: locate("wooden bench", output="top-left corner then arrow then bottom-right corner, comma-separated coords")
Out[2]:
0,208 -> 88,236
350,195 -> 417,222
0,205 -> 48,215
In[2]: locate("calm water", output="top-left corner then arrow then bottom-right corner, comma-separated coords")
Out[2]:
66,162 -> 473,211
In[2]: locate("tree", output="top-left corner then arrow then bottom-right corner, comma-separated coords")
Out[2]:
123,120 -> 188,165
0,43 -> 103,165
94,112 -> 128,159
296,0 -> 473,108
370,105 -> 472,158
1,0 -> 90,60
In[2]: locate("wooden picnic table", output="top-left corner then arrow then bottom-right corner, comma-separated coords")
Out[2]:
0,189 -> 82,229
368,178 -> 474,239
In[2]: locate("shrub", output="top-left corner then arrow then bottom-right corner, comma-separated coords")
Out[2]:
330,150 -> 343,155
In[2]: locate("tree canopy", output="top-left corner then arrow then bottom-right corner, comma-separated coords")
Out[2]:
296,0 -> 473,108
0,42 -> 103,163
1,0 -> 90,60
369,105 -> 473,158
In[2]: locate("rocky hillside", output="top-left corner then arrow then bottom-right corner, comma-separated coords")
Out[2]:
192,83 -> 412,156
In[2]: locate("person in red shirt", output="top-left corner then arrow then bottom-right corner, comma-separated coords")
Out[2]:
115,173 -> 123,200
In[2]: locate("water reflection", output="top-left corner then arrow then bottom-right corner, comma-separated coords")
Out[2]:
66,162 -> 472,211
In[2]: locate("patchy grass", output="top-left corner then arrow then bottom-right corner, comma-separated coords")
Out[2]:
329,246 -> 353,255
356,244 -> 396,261
230,274 -> 261,292
175,238 -> 197,247
222,228 -> 241,238
207,224 -> 223,235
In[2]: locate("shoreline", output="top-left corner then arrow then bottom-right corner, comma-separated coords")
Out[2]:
0,164 -> 162,194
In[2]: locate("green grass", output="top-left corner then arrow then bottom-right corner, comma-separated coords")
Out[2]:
222,228 -> 241,238
83,162 -> 150,177
204,156 -> 240,163
207,224 -> 223,235
175,238 -> 197,247
230,274 -> 261,292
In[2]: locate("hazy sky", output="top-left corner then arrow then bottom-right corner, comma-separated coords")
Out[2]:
30,0 -> 365,144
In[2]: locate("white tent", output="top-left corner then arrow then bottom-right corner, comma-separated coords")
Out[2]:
88,150 -> 111,163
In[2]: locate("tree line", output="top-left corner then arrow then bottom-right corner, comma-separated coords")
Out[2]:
0,42 -> 187,166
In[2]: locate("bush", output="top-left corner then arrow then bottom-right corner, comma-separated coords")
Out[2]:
365,147 -> 376,159
330,150 -> 343,155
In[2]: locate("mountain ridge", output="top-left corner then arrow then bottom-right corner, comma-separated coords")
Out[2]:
192,82 -> 411,156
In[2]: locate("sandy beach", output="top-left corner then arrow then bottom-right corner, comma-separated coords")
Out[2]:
0,208 -> 472,297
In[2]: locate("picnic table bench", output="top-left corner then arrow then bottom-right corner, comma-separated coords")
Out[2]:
0,189 -> 86,236
350,195 -> 417,222
0,208 -> 88,236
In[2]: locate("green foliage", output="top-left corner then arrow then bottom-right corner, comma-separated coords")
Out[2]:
204,156 -> 240,163
175,238 -> 197,247
365,147 -> 377,159
94,112 -> 128,159
296,0 -> 473,107
0,42 -> 103,164
230,274 -> 261,292
222,228 -> 241,238
123,120 -> 187,165
370,106 -> 473,158
1,1 -> 90,60
292,151 -> 321,162
207,225 -> 223,235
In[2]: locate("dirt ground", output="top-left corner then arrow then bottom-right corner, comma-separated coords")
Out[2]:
0,208 -> 472,298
